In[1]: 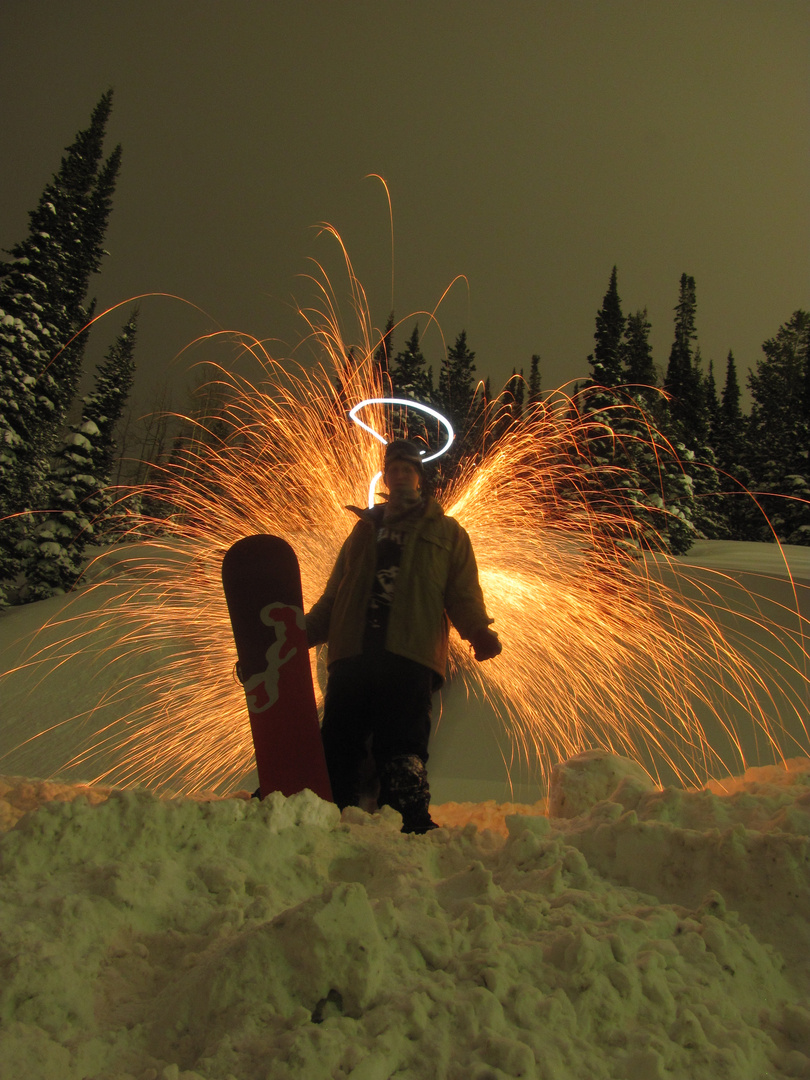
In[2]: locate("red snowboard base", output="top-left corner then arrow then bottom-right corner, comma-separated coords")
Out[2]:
221,534 -> 332,802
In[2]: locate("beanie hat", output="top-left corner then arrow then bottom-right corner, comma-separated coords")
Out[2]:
384,439 -> 425,475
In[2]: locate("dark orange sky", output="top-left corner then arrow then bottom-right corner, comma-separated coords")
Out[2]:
2,0 -> 808,411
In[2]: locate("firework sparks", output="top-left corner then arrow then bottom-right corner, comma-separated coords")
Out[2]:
3,266 -> 810,795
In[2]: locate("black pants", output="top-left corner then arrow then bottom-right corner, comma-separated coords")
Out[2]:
320,651 -> 434,812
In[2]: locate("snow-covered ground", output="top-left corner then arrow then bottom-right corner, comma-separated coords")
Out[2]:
1,540 -> 809,1079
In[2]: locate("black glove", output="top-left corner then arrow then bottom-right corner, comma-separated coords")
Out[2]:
471,627 -> 502,662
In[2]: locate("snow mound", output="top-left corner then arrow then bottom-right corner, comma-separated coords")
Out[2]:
2,758 -> 810,1079
548,749 -> 655,819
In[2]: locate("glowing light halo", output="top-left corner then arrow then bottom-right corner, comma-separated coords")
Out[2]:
348,396 -> 455,508
348,397 -> 455,462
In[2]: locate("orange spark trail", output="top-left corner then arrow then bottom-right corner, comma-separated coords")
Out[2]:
4,270 -> 810,795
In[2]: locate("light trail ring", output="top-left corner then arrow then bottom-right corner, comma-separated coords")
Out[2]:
348,397 -> 455,462
348,397 -> 455,509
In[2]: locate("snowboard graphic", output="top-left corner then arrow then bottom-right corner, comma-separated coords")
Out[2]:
221,534 -> 332,801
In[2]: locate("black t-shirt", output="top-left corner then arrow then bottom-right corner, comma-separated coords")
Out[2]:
364,521 -> 409,644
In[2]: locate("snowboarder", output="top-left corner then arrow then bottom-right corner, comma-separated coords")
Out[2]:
305,438 -> 501,833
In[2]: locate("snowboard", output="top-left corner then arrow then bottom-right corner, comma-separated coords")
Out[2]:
221,534 -> 332,802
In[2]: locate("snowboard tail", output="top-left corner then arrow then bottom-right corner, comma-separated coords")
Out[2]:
221,534 -> 332,801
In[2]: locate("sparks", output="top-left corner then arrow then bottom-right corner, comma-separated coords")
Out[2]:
4,259 -> 810,796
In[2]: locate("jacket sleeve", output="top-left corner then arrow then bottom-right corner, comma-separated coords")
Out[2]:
304,540 -> 348,647
443,522 -> 494,641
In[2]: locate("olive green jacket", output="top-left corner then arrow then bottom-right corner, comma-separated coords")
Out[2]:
305,498 -> 493,681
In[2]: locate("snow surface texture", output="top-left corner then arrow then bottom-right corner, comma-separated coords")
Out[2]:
1,754 -> 810,1079
1,540 -> 810,1078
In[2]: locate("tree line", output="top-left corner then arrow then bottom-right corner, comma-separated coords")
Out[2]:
370,270 -> 809,555
1,93 -> 807,606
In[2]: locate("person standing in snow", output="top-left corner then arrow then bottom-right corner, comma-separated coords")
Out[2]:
305,438 -> 501,833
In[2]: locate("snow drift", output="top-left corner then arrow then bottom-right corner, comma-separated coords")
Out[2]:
1,753 -> 809,1080
1,541 -> 810,1078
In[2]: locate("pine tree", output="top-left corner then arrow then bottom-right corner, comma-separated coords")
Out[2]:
658,274 -> 728,541
746,310 -> 810,543
527,354 -> 542,406
592,266 -> 625,387
704,356 -> 721,443
433,329 -> 480,477
664,273 -> 702,440
713,349 -> 753,539
21,312 -> 138,600
504,367 -> 526,419
437,330 -> 477,431
576,274 -> 699,553
719,351 -> 742,446
0,91 -> 121,602
373,311 -> 394,381
622,309 -> 657,391
0,91 -> 120,510
391,323 -> 432,441
582,268 -> 629,418
392,323 -> 431,400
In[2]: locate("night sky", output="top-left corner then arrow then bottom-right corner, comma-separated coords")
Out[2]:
2,1 -> 808,414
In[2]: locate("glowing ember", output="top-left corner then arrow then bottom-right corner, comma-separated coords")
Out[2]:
4,261 -> 810,795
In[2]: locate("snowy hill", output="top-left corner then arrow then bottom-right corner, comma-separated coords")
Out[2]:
0,540 -> 809,1079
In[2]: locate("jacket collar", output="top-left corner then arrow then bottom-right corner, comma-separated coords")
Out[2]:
345,497 -> 442,524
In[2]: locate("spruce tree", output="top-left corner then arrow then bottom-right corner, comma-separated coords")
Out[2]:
21,312 -> 138,600
719,351 -> 742,447
714,349 -> 753,539
512,368 -> 525,415
527,354 -> 542,406
435,329 -> 479,474
746,310 -> 810,543
576,273 -> 698,553
391,323 -> 432,441
576,271 -> 653,549
0,91 -> 121,602
592,266 -> 625,387
664,274 -> 703,441
437,330 -> 477,427
392,323 -> 431,400
373,311 -> 394,381
659,274 -> 727,540
704,356 -> 721,444
622,309 -> 657,391
0,91 -> 120,509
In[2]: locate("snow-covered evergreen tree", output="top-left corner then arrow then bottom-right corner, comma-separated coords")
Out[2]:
392,323 -> 432,401
373,311 -> 394,381
437,330 -> 477,432
659,276 -> 727,541
576,271 -> 698,553
746,310 -> 810,543
527,354 -> 542,406
591,266 -> 625,388
391,324 -> 433,442
621,309 -> 657,392
664,274 -> 705,444
718,351 -> 743,460
711,349 -> 755,539
21,312 -> 138,600
433,329 -> 480,477
0,91 -> 121,602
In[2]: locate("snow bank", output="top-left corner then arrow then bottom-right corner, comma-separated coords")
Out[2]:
2,755 -> 809,1080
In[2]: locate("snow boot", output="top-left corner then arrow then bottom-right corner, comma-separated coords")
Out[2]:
378,753 -> 438,834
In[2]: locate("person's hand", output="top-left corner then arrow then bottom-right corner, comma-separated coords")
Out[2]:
471,627 -> 502,662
